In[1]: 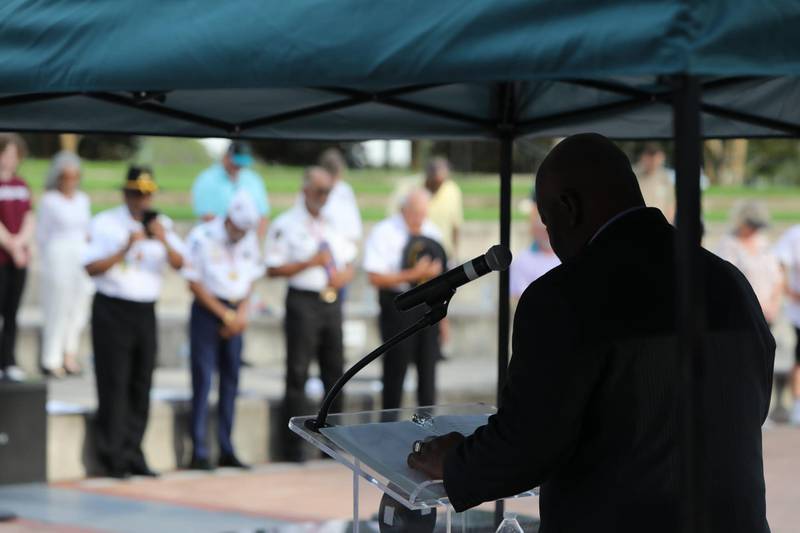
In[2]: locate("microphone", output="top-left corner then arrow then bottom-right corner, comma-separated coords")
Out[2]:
394,245 -> 512,311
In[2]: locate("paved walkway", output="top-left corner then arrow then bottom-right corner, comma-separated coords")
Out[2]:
1,426 -> 799,532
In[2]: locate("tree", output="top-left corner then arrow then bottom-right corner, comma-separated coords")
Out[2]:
745,139 -> 800,185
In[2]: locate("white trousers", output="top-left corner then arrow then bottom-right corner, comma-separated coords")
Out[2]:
40,238 -> 93,370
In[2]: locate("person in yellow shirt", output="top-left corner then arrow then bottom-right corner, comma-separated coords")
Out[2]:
633,143 -> 675,223
424,157 -> 463,262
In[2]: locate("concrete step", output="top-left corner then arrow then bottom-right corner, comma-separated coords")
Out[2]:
44,362 -> 499,481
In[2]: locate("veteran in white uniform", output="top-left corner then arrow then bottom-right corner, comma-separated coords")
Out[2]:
364,188 -> 444,410
83,166 -> 184,478
265,166 -> 357,462
182,190 -> 263,471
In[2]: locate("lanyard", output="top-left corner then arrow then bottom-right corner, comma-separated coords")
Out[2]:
221,238 -> 239,282
307,216 -> 334,278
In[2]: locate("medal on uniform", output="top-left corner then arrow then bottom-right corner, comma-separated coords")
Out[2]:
320,286 -> 338,303
229,270 -> 239,281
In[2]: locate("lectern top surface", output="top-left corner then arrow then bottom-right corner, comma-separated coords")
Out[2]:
290,403 -> 528,509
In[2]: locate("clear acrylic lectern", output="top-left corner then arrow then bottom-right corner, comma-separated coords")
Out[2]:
290,403 -> 537,532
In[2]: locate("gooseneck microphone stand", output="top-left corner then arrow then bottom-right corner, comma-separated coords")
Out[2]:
305,288 -> 455,432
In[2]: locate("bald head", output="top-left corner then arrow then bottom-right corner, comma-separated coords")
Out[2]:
303,166 -> 333,216
535,133 -> 644,260
401,188 -> 431,235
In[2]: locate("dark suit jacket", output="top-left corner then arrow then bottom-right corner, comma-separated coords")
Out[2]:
443,208 -> 774,532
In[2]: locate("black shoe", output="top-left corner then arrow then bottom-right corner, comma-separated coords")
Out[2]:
107,467 -> 130,480
128,461 -> 159,477
218,453 -> 250,469
188,456 -> 214,471
41,367 -> 66,379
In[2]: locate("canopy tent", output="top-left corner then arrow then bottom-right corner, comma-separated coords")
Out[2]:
2,1 -> 799,530
0,1 -> 799,139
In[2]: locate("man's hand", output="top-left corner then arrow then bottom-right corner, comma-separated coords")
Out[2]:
409,256 -> 443,283
220,309 -> 248,338
9,239 -> 29,268
309,248 -> 333,268
329,264 -> 355,289
407,431 -> 465,480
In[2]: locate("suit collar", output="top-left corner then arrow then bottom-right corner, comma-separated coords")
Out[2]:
584,207 -> 671,255
588,206 -> 649,245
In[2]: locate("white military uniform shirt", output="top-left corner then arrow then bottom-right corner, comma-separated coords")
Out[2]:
83,205 -> 184,303
264,204 -> 357,291
363,214 -> 442,292
774,224 -> 800,327
296,179 -> 362,244
182,218 -> 264,302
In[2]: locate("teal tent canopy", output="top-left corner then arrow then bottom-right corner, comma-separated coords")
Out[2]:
0,0 -> 798,139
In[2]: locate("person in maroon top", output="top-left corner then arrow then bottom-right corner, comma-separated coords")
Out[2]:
0,134 -> 35,382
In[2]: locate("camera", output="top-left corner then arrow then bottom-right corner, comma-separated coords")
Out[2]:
142,209 -> 160,238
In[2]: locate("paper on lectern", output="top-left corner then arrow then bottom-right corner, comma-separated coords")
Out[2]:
320,414 -> 489,499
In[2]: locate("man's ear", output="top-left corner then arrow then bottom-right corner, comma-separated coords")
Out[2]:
559,189 -> 582,228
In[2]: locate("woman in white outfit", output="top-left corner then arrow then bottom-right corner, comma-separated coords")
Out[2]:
716,200 -> 782,325
37,151 -> 92,378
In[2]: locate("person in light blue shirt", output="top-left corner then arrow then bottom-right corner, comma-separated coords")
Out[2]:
192,141 -> 270,237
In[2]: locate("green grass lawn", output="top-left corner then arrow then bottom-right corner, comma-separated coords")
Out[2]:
18,158 -> 800,223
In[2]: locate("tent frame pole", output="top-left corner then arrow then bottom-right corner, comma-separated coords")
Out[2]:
493,133 -> 513,527
497,134 -> 513,405
493,79 -> 517,527
671,75 -> 704,533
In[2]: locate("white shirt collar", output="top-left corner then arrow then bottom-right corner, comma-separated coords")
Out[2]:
589,206 -> 647,245
297,202 -> 328,225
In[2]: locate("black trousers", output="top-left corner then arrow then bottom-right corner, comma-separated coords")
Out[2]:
794,327 -> 800,365
0,263 -> 26,369
91,293 -> 157,473
378,290 -> 440,410
283,288 -> 344,459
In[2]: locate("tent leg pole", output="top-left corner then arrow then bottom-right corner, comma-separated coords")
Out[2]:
494,134 -> 513,527
672,75 -> 704,533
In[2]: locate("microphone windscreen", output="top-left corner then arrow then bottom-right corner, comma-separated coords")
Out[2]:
485,245 -> 512,271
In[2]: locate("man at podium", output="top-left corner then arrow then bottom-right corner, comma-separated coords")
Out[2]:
409,134 -> 773,533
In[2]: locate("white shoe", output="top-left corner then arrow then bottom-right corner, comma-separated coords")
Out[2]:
3,365 -> 26,382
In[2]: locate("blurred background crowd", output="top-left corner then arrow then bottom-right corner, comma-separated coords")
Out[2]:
1,132 -> 799,478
